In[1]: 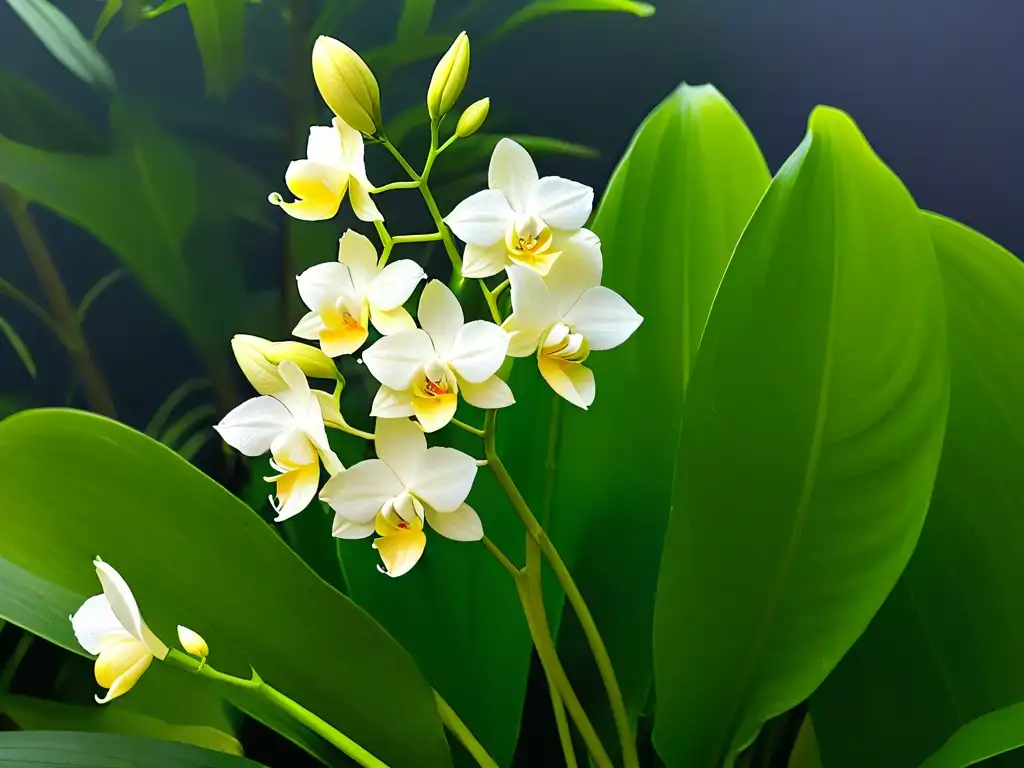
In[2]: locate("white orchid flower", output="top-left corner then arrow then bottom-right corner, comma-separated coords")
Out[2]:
444,138 -> 594,278
215,361 -> 342,521
362,280 -> 513,432
293,230 -> 425,357
70,558 -> 168,704
322,418 -> 483,577
503,232 -> 642,409
269,118 -> 382,222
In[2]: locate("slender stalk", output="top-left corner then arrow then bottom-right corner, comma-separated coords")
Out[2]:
166,650 -> 388,768
0,276 -> 65,341
392,232 -> 443,244
451,417 -> 485,437
1,187 -> 116,416
492,279 -> 510,302
0,632 -> 34,694
484,409 -> 639,768
434,691 -> 500,768
481,535 -> 519,578
481,282 -> 502,324
371,180 -> 420,193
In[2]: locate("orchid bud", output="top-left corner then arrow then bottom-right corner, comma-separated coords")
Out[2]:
177,626 -> 208,658
427,32 -> 470,119
232,335 -> 338,395
312,36 -> 381,136
456,98 -> 489,138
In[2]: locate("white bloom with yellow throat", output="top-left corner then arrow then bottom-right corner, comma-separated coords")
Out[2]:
294,230 -> 425,357
503,232 -> 642,409
71,558 -> 168,704
322,418 -> 483,577
444,138 -> 594,279
269,118 -> 381,223
362,280 -> 512,432
215,361 -> 342,520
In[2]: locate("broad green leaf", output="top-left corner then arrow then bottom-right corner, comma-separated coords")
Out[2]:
0,73 -> 106,153
185,0 -> 246,99
0,731 -> 262,767
5,0 -> 116,91
0,316 -> 36,378
788,718 -> 822,768
919,700 -> 1024,768
811,216 -> 1024,767
397,0 -> 434,39
548,83 -> 770,752
652,107 -> 949,766
0,409 -> 453,768
490,0 -> 654,39
1,694 -> 241,755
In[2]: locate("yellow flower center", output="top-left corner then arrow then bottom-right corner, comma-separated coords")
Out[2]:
506,214 -> 561,274
541,322 -> 590,364
412,360 -> 457,399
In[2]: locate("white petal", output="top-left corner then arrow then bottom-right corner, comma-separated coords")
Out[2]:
564,286 -> 643,351
349,179 -> 384,222
270,428 -> 317,467
94,560 -> 167,659
444,189 -> 515,246
332,516 -> 376,539
427,503 -> 484,542
503,313 -> 547,358
368,260 -> 425,311
527,176 -> 593,230
292,310 -> 326,340
458,375 -> 515,409
538,357 -> 595,409
374,417 -> 427,487
337,229 -> 379,293
371,386 -> 415,418
462,242 -> 509,279
275,362 -> 318,430
307,124 -> 344,166
369,304 -> 416,336
507,264 -> 558,330
269,463 -> 321,522
320,459 -> 403,523
488,138 -> 538,213
447,320 -> 509,383
544,229 -> 604,317
215,396 -> 292,456
95,649 -> 153,704
71,594 -> 125,655
335,118 -> 366,174
418,280 -> 464,360
363,329 -> 435,390
411,447 -> 478,513
297,262 -> 353,313
373,528 -> 426,578
412,394 -> 458,433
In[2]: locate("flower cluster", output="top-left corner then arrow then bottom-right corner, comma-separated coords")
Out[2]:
214,33 -> 642,577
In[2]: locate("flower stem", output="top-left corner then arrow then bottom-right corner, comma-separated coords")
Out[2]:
371,180 -> 421,193
481,535 -> 519,578
391,232 -> 443,244
451,417 -> 485,437
483,409 -> 639,768
166,650 -> 389,768
434,691 -> 500,768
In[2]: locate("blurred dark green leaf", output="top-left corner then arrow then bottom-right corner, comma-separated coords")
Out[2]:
548,83 -> 770,756
0,731 -> 263,767
652,107 -> 949,766
490,0 -> 655,39
0,316 -> 36,378
918,700 -> 1024,768
5,0 -> 116,91
0,408 -> 453,768
143,0 -> 187,20
812,215 -> 1024,767
0,73 -> 106,154
397,0 -> 434,39
185,0 -> 246,99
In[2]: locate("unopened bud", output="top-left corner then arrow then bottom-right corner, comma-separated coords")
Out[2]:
456,97 -> 489,138
427,32 -> 470,119
177,626 -> 208,658
232,335 -> 338,395
312,36 -> 381,136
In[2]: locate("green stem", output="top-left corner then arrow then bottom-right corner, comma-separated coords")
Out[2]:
166,650 -> 389,768
481,535 -> 519,578
435,691 -> 500,768
492,279 -> 510,302
451,417 -> 485,437
438,134 -> 459,154
371,180 -> 421,193
484,409 -> 639,768
392,232 -> 443,244
0,631 -> 34,695
381,139 -> 421,181
481,281 -> 502,324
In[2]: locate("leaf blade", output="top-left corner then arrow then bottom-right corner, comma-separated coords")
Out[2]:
185,0 -> 246,99
0,731 -> 261,767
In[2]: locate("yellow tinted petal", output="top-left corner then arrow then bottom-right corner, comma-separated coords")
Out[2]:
412,392 -> 458,433
372,528 -> 427,577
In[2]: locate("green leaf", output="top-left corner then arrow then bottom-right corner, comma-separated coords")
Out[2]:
652,107 -> 949,767
77,269 -> 127,322
0,73 -> 106,154
548,83 -> 770,751
397,0 -> 434,39
143,0 -> 187,20
92,0 -> 122,42
0,731 -> 263,767
185,0 -> 245,99
490,0 -> 654,39
0,315 -> 36,378
1,694 -> 241,756
5,0 -> 116,91
918,700 -> 1024,768
811,216 -> 1024,767
0,408 -> 453,768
